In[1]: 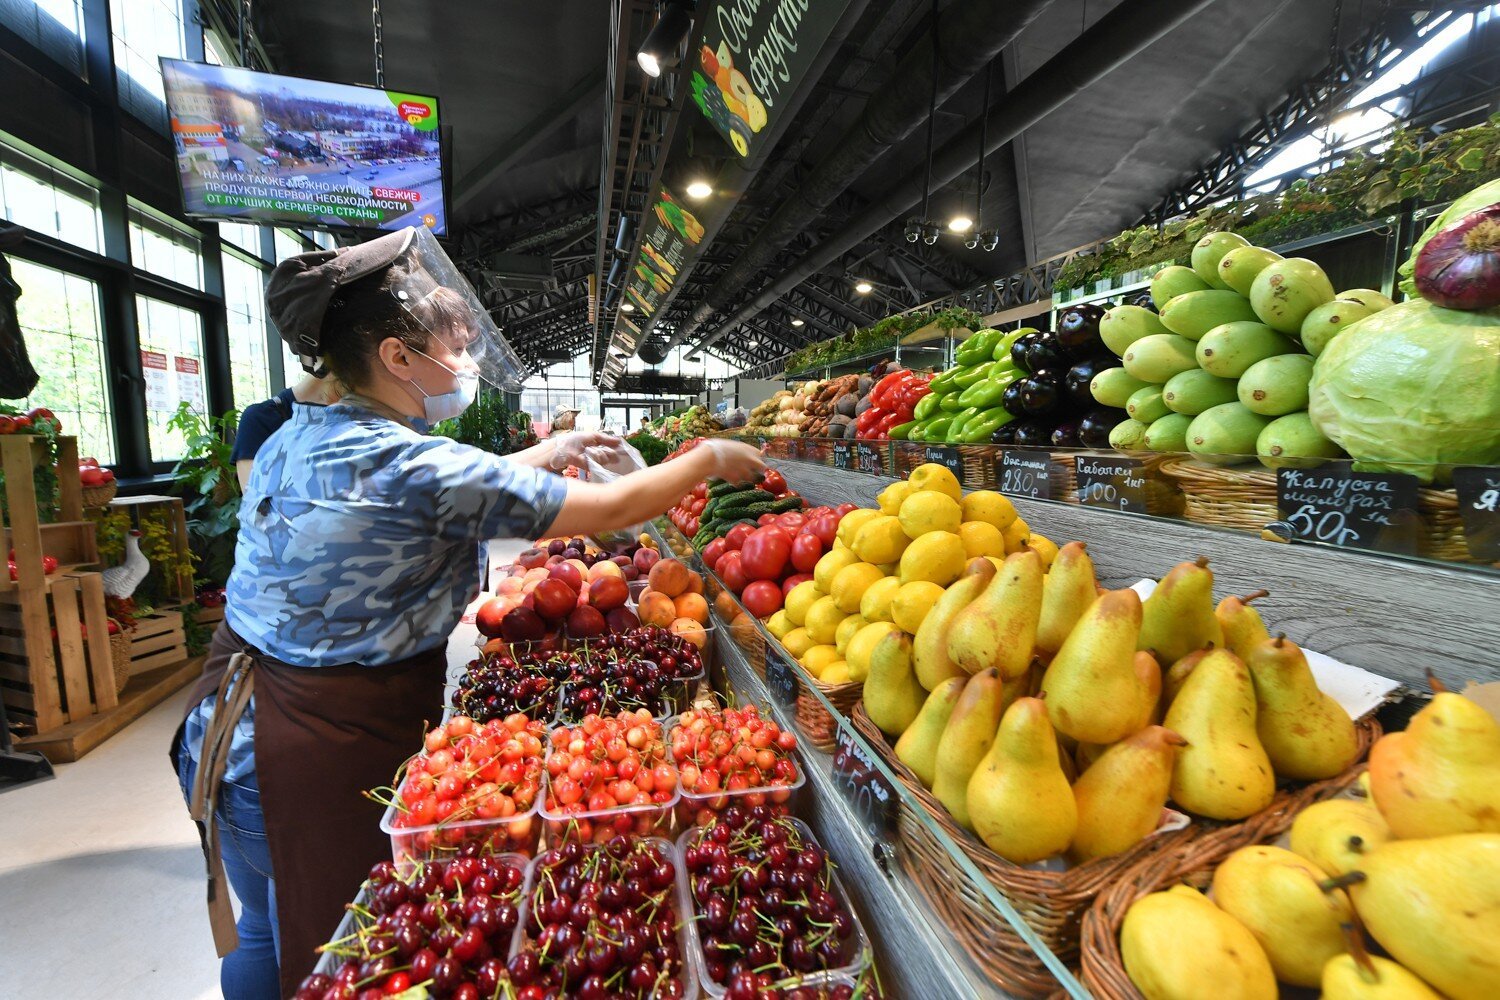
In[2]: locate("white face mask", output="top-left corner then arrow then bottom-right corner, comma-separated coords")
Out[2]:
407,347 -> 479,425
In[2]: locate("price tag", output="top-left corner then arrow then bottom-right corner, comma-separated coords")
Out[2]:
831,441 -> 852,470
854,441 -> 884,476
1276,466 -> 1421,554
998,448 -> 1051,500
1075,455 -> 1150,514
1449,466 -> 1500,562
831,720 -> 898,840
764,646 -> 800,708
922,445 -> 963,479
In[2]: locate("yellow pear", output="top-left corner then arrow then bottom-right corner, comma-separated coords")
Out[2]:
1039,589 -> 1151,744
1321,931 -> 1443,1000
1074,740 -> 1110,775
1216,588 -> 1271,660
1138,556 -> 1224,665
1120,884 -> 1277,1000
1289,798 -> 1390,877
1069,726 -> 1185,863
1035,541 -> 1097,655
1336,834 -> 1500,1000
863,628 -> 925,737
1368,691 -> 1500,839
894,676 -> 965,787
1211,845 -> 1351,987
946,549 -> 1044,679
931,668 -> 1004,818
1162,645 -> 1215,706
912,559 -> 995,690
1164,649 -> 1276,820
1245,634 -> 1358,780
1130,651 -> 1164,730
844,621 -> 900,683
966,697 -> 1077,863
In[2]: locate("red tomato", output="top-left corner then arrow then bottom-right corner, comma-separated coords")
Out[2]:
724,523 -> 756,552
833,503 -> 858,518
26,407 -> 57,431
781,573 -> 812,598
690,497 -> 706,514
742,580 -> 784,618
701,537 -> 727,570
739,526 -> 790,582
0,416 -> 15,434
760,469 -> 787,494
805,514 -> 838,548
692,482 -> 708,499
756,513 -> 776,526
790,533 -> 822,573
686,517 -> 699,536
11,415 -> 31,430
717,550 -> 747,593
775,511 -> 806,533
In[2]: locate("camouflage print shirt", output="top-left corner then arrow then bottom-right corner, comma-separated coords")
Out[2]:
182,401 -> 568,786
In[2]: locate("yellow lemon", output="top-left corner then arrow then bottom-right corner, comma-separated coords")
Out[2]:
1001,516 -> 1032,554
851,515 -> 910,564
962,490 -> 1018,530
813,548 -> 860,593
831,561 -> 885,614
898,490 -> 963,539
859,576 -> 903,623
877,480 -> 914,515
898,530 -> 967,586
890,581 -> 945,634
804,596 -> 847,645
835,613 -> 867,655
876,561 -> 899,576
836,508 -> 881,549
821,661 -> 852,684
766,609 -> 794,639
1025,532 -> 1059,569
781,627 -> 815,658
784,580 -> 823,626
845,621 -> 902,682
909,463 -> 962,501
800,644 -> 840,678
957,520 -> 1005,559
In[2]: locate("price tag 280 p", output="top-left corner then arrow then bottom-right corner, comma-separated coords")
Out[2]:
998,448 -> 1051,500
831,720 -> 898,841
763,647 -> 800,708
854,441 -> 884,475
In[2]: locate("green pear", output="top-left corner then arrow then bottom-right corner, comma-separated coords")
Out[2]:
931,668 -> 1004,822
912,560 -> 995,690
947,549 -> 1043,680
1139,556 -> 1224,665
1036,541 -> 1097,655
1289,798 -> 1390,877
1121,884 -> 1277,1000
1069,725 -> 1185,862
863,628 -> 924,737
1162,645 -> 1214,706
1211,845 -> 1351,987
1215,589 -> 1270,660
1322,934 -> 1443,1000
1336,834 -> 1500,1000
966,697 -> 1077,863
1164,649 -> 1275,820
894,677 -> 965,788
1368,691 -> 1500,839
1040,589 -> 1151,744
1245,635 -> 1358,780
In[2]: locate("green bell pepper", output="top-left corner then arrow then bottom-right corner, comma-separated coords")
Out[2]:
954,328 -> 1001,366
921,416 -> 953,442
945,407 -> 982,442
912,393 -> 941,422
959,407 -> 1012,442
939,393 -> 966,413
928,368 -> 963,395
952,361 -> 994,390
888,420 -> 917,440
992,327 -> 1032,363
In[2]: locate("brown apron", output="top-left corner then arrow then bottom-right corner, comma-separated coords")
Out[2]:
173,624 -> 446,998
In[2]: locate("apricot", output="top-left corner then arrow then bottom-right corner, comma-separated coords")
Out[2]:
673,592 -> 709,625
638,591 -> 677,628
647,558 -> 691,597
670,617 -> 708,650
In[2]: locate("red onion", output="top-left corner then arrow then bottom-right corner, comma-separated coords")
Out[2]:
1414,204 -> 1500,311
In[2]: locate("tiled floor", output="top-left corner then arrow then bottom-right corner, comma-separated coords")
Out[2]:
0,696 -> 220,999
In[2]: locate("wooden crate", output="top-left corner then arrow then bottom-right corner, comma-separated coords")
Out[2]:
0,572 -> 117,734
106,494 -> 194,604
126,609 -> 187,676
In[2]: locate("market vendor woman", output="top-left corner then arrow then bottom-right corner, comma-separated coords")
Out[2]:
171,226 -> 763,1000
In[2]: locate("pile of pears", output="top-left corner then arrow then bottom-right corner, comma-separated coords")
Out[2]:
1092,231 -> 1394,470
880,545 -> 1362,868
1120,683 -> 1500,1000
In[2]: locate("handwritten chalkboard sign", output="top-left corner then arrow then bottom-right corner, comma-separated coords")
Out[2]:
831,721 -> 898,839
831,440 -> 852,470
854,441 -> 884,475
764,646 -> 800,708
922,445 -> 963,479
1452,466 -> 1500,563
1075,455 -> 1150,514
999,448 -> 1052,500
1276,467 -> 1420,554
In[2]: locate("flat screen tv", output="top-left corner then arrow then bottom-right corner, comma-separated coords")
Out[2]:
160,59 -> 446,235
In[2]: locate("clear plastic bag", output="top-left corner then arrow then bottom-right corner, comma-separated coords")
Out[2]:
582,439 -> 650,548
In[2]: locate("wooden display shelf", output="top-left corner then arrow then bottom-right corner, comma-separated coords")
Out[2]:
126,609 -> 187,676
17,655 -> 203,764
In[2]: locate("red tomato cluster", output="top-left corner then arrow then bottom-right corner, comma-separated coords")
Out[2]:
78,456 -> 115,488
544,710 -> 679,842
701,503 -> 857,619
0,406 -> 60,435
670,704 -> 800,824
7,550 -> 59,581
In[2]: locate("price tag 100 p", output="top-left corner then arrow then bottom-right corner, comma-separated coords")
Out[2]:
831,721 -> 898,840
1075,455 -> 1149,514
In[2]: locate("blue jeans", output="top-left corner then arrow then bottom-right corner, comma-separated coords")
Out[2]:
178,747 -> 281,1000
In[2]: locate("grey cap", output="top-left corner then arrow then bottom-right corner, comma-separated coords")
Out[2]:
266,227 -> 416,374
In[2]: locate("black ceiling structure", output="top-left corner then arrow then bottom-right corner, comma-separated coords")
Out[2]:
246,0 -> 1489,381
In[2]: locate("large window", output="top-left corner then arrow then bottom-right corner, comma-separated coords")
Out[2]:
222,250 -> 272,406
129,205 -> 203,289
218,220 -> 266,259
12,258 -> 115,462
109,0 -> 188,129
0,142 -> 104,254
0,0 -> 87,75
135,293 -> 205,461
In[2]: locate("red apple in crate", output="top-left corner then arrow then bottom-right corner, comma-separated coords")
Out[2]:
475,597 -> 510,638
517,547 -> 547,570
604,607 -> 639,633
565,605 -> 607,639
532,578 -> 577,622
633,547 -> 661,574
500,606 -> 546,642
589,576 -> 628,612
548,561 -> 584,593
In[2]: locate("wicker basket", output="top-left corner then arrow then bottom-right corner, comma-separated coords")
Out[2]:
109,630 -> 131,695
958,446 -> 998,490
794,672 -> 863,752
1080,760 -> 1374,1000
851,702 -> 1379,998
893,441 -> 924,479
81,481 -> 118,509
1050,452 -> 1079,503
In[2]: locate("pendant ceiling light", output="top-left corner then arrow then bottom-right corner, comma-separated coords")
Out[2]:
904,0 -> 942,245
966,58 -> 1000,252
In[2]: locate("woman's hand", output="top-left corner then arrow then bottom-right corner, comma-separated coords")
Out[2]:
549,431 -> 625,470
696,439 -> 765,484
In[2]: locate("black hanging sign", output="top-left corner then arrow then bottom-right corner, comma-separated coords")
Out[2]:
922,445 -> 963,479
1276,466 -> 1421,554
831,440 -> 852,470
830,720 -> 898,839
854,441 -> 884,476
998,448 -> 1051,500
1075,455 -> 1150,514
